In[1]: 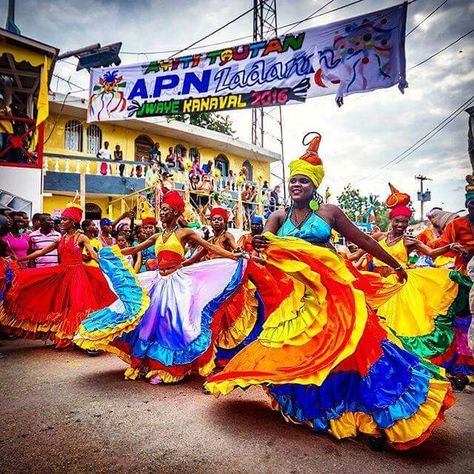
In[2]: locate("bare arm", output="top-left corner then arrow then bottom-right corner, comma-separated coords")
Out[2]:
225,232 -> 239,251
179,229 -> 239,260
134,251 -> 142,273
122,234 -> 157,255
407,237 -> 453,259
79,234 -> 99,263
19,240 -> 59,261
182,248 -> 207,266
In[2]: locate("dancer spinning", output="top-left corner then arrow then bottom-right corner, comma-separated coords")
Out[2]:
76,191 -> 246,383
206,133 -> 454,450
0,197 -> 116,348
372,184 -> 473,383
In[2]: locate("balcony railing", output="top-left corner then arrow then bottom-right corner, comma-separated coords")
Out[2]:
43,152 -> 279,230
0,115 -> 44,168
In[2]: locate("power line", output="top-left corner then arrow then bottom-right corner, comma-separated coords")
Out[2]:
52,73 -> 88,93
122,0 -> 371,57
409,28 -> 474,70
168,5 -> 255,59
355,95 -> 474,182
406,0 -> 448,36
282,0 -> 338,35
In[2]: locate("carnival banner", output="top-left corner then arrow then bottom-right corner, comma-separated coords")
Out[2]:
87,3 -> 407,122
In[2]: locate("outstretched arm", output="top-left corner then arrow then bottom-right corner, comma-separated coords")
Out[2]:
19,240 -> 59,262
180,229 -> 240,260
122,234 -> 157,255
330,205 -> 407,282
407,237 -> 455,259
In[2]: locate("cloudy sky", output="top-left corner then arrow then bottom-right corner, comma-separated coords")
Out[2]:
2,0 -> 472,216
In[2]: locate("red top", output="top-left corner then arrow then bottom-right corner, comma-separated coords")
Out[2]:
438,216 -> 474,270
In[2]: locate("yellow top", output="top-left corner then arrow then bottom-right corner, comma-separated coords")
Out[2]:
373,237 -> 408,267
83,237 -> 103,267
155,231 -> 185,257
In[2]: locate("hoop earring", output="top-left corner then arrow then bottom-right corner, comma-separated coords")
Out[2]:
309,191 -> 320,211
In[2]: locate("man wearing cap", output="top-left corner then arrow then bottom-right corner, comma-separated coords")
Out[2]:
99,218 -> 116,247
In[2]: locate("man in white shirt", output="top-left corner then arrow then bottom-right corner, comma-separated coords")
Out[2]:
97,141 -> 112,160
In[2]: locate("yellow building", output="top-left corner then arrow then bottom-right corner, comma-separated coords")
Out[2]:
42,93 -> 279,220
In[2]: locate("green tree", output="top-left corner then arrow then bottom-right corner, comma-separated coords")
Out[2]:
170,112 -> 235,136
337,184 -> 390,231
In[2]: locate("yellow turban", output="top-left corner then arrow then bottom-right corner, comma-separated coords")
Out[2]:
288,132 -> 325,188
289,159 -> 324,188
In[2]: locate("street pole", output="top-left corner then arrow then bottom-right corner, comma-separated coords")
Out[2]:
415,175 -> 431,220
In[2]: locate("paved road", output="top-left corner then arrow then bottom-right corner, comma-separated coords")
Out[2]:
1,339 -> 473,474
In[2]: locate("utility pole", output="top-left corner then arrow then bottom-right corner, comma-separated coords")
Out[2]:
252,0 -> 286,201
415,175 -> 432,220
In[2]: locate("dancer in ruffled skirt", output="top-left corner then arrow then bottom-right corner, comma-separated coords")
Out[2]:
205,133 -> 455,450
0,197 -> 116,348
75,191 -> 246,383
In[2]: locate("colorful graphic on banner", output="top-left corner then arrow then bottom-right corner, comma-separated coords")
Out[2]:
88,3 -> 407,122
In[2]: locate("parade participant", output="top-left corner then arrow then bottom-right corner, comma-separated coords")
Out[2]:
81,219 -> 102,268
99,218 -> 116,247
205,133 -> 454,451
1,212 -> 30,268
0,197 -> 117,349
372,184 -> 473,383
116,232 -> 135,268
186,207 -> 238,264
238,215 -> 264,252
436,187 -> 474,272
29,214 -> 61,268
75,191 -> 246,384
139,213 -> 158,272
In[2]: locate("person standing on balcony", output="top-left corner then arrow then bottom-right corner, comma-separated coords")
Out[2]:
97,141 -> 112,175
113,144 -> 125,177
269,184 -> 281,212
149,142 -> 161,163
201,160 -> 213,175
29,214 -> 61,268
0,94 -> 13,157
165,147 -> 176,170
198,174 -> 213,215
145,163 -> 159,206
99,218 -> 116,247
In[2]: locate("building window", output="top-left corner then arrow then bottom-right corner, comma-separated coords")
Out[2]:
177,144 -> 189,161
135,135 -> 154,161
214,153 -> 229,177
242,160 -> 253,181
86,125 -> 102,155
64,120 -> 83,152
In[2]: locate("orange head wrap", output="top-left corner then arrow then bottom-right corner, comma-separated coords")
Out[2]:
385,183 -> 413,219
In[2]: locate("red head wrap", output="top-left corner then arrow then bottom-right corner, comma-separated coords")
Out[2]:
61,194 -> 83,223
385,183 -> 413,220
162,191 -> 185,215
210,207 -> 229,222
142,217 -> 157,226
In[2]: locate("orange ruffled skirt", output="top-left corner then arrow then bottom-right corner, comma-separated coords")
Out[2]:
206,234 -> 455,450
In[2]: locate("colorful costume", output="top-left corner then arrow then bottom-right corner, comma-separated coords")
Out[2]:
75,191 -> 246,382
0,200 -> 116,346
205,135 -> 454,450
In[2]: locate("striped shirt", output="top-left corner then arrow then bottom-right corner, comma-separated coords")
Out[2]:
29,229 -> 61,267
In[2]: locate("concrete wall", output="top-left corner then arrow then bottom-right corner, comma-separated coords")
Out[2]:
44,112 -> 271,182
0,166 -> 43,216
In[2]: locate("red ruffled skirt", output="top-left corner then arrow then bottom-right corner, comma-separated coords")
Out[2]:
1,262 -> 116,345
